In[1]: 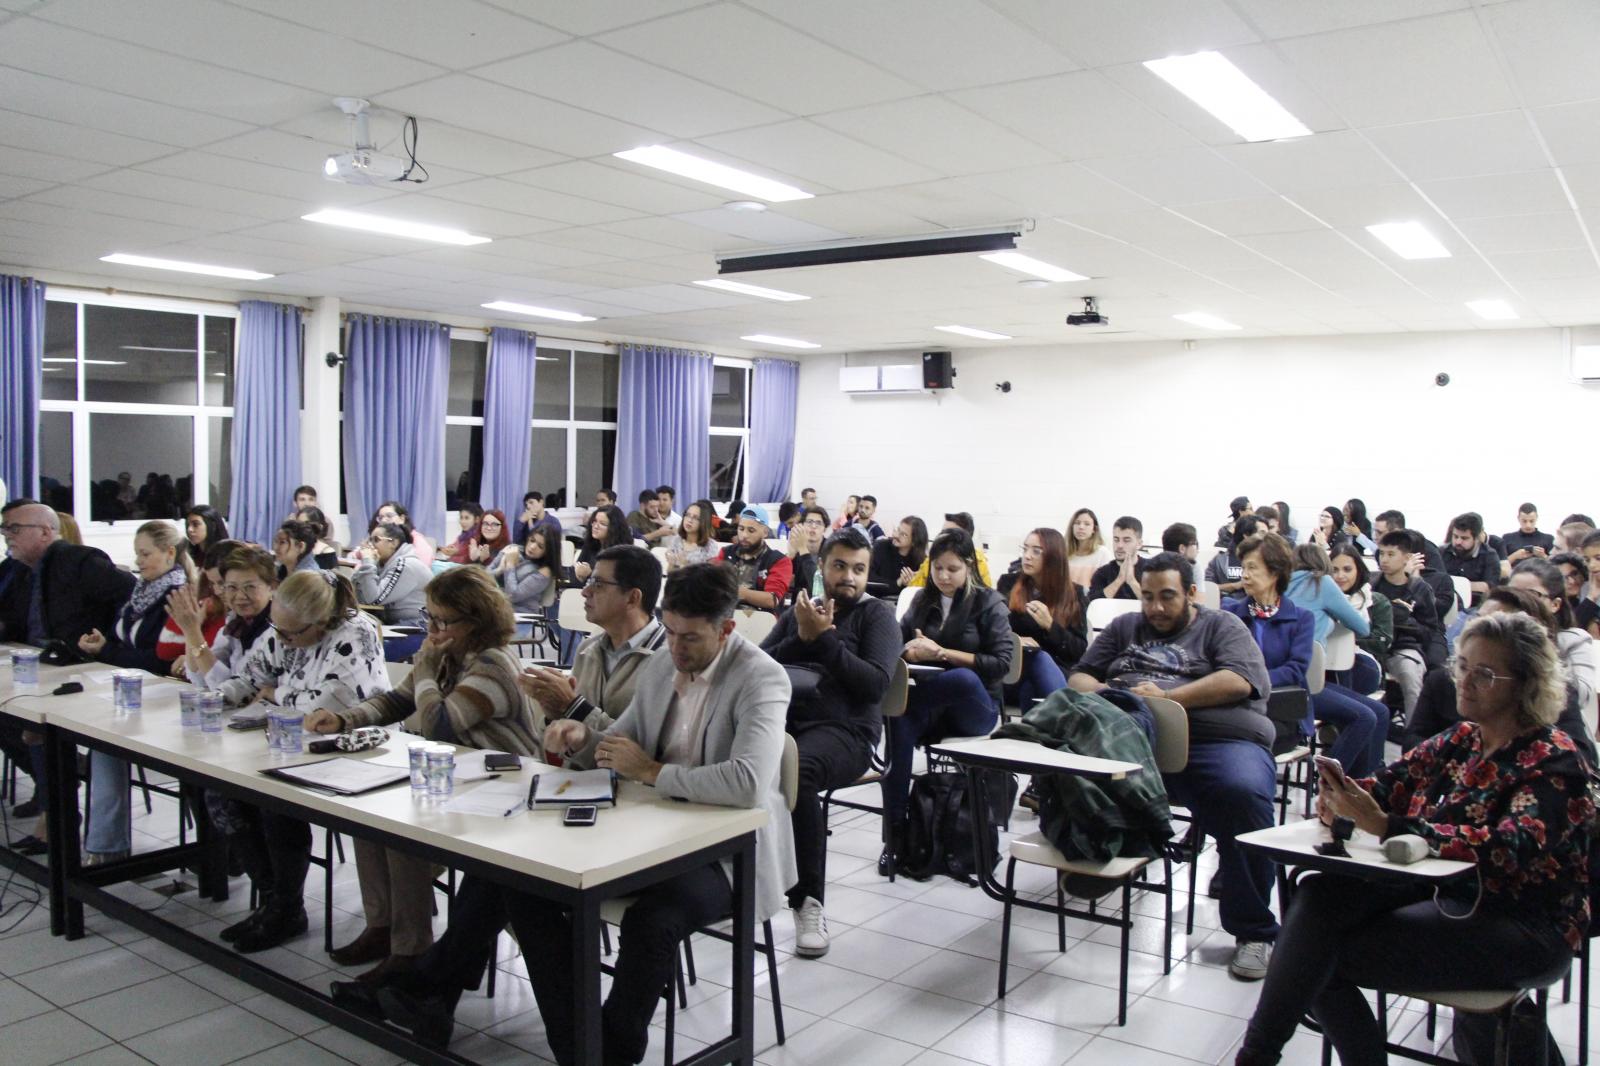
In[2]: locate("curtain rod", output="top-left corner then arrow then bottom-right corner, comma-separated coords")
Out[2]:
336,311 -> 614,350
49,284 -> 309,311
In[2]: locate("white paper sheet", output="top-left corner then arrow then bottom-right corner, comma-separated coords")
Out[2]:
532,767 -> 614,805
440,778 -> 536,817
361,747 -> 503,783
267,757 -> 411,794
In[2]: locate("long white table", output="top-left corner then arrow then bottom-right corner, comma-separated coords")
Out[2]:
0,658 -> 765,1066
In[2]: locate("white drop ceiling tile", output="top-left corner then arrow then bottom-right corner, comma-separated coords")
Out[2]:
777,195 -> 945,240
695,120 -> 938,193
486,0 -> 708,37
1226,0 -> 1472,39
1364,112 -> 1548,182
531,227 -> 691,260
26,184 -> 266,232
951,70 -> 1200,162
745,0 -> 1077,91
504,160 -> 725,214
276,112 -> 569,178
985,0 -> 1259,68
137,148 -> 395,209
0,199 -> 208,246
425,177 -> 641,227
961,163 -> 1153,219
0,173 -> 50,199
235,218 -> 447,257
482,238 -> 622,269
180,232 -> 365,269
0,67 -> 251,147
1274,11 -> 1517,127
75,169 -> 307,222
1215,131 -> 1400,194
0,146 -> 115,184
616,283 -> 747,311
1561,166 -> 1600,211
1237,229 -> 1394,287
0,109 -> 177,166
596,216 -> 746,253
595,3 -> 921,115
1080,147 -> 1269,206
1457,211 -> 1588,254
367,192 -> 569,238
856,179 -> 1045,229
37,0 -> 444,94
478,40 -> 787,139
669,208 -> 846,246
813,96 -> 1058,176
380,75 -> 662,159
1416,170 -> 1570,220
561,287 -> 696,314
227,0 -> 569,67
1286,183 -> 1438,229
1532,101 -> 1600,167
1491,248 -> 1600,282
1171,197 -> 1324,237
1484,0 -> 1600,107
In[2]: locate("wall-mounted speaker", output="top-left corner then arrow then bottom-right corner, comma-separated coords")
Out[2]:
923,350 -> 954,389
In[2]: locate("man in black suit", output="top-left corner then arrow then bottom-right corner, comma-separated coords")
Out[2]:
0,502 -> 132,652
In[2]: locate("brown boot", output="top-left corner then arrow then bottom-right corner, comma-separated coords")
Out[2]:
329,926 -> 390,967
356,953 -> 418,984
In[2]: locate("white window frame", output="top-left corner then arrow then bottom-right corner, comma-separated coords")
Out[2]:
40,287 -> 238,527
529,339 -> 620,501
444,328 -> 488,505
710,355 -> 753,503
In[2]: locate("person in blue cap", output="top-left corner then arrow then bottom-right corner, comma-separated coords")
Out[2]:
716,504 -> 792,612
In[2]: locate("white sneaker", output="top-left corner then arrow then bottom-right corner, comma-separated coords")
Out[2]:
793,897 -> 829,958
1229,939 -> 1272,981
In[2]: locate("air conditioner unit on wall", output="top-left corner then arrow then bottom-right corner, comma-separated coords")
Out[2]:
1574,344 -> 1600,383
838,364 -> 926,395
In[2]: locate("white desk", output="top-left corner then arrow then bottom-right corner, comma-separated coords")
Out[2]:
929,737 -> 1143,781
1236,817 -> 1475,885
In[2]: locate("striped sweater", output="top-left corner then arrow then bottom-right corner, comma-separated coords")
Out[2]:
340,644 -> 543,757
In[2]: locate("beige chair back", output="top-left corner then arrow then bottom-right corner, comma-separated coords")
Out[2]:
1086,597 -> 1141,634
557,587 -> 597,635
561,538 -> 577,568
895,586 -> 918,622
1307,641 -> 1326,696
733,607 -> 778,644
1324,625 -> 1356,672
781,733 -> 798,812
1145,695 -> 1189,774
1002,632 -> 1024,686
883,659 -> 909,718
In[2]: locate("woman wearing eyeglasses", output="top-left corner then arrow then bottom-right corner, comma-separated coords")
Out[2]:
307,566 -> 542,981
213,569 -> 390,953
466,509 -> 510,566
1236,611 -> 1594,1066
353,521 -> 431,661
160,538 -> 239,677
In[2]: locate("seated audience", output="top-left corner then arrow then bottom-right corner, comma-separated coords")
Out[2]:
364,565 -> 792,1062
1206,515 -> 1261,598
159,539 -> 238,673
852,494 -> 885,542
273,519 -> 322,578
1222,534 -> 1317,751
1372,530 -> 1446,718
1066,508 -> 1112,588
1341,498 -> 1375,554
832,494 -> 859,531
1161,523 -> 1200,569
464,509 -> 509,565
216,570 -> 389,952
1310,506 -> 1350,553
1071,552 -> 1278,980
714,499 -> 745,543
352,522 -> 431,660
512,491 -> 563,547
787,506 -> 830,599
907,512 -> 993,588
445,503 -> 483,564
1250,506 -> 1280,540
996,527 -> 1086,710
869,514 -> 926,589
1287,543 -> 1371,646
354,502 -> 434,567
885,529 -> 1013,870
1237,612 -> 1593,1066
1327,544 -> 1391,698
1273,500 -> 1298,545
1215,495 -> 1253,548
761,528 -> 900,956
593,488 -> 616,508
78,520 -> 192,863
655,485 -> 680,527
799,487 -> 818,511
1551,549 -> 1598,636
1509,558 -> 1598,715
716,504 -> 792,611
665,498 -> 719,570
1502,501 -> 1554,575
311,567 -> 541,980
625,490 -> 671,544
295,505 -> 341,569
293,485 -> 318,512
183,504 -> 229,559
1558,515 -> 1597,553
1443,511 -> 1501,606
174,545 -> 276,691
573,503 -> 631,583
493,525 -> 558,615
1089,516 -> 1148,601
775,501 -> 801,540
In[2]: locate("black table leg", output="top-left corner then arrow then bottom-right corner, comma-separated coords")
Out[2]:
45,727 -> 83,938
572,891 -> 602,1066
730,836 -> 756,1066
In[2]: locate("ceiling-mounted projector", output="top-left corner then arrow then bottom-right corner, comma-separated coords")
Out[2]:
1066,296 -> 1108,327
323,97 -> 424,186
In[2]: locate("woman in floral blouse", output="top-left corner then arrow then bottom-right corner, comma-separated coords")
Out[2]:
1237,611 -> 1594,1066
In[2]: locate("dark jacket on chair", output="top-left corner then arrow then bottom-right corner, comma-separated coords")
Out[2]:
0,541 -> 135,656
900,585 -> 1014,701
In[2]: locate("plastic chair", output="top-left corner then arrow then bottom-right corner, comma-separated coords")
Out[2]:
894,586 -> 918,622
1085,598 -> 1141,638
731,607 -> 778,645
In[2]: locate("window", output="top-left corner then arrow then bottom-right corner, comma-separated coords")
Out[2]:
445,424 -> 484,511
444,334 -> 488,507
525,343 -> 619,511
709,359 -> 752,502
41,291 -> 235,525
573,350 -> 619,422
447,336 -> 487,418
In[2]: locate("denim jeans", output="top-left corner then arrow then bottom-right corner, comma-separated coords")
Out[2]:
883,667 -> 998,822
1163,739 -> 1279,942
85,751 -> 131,856
1003,649 -> 1067,714
1310,684 -> 1385,777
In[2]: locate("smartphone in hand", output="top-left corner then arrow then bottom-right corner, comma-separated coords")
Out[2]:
1313,754 -> 1347,787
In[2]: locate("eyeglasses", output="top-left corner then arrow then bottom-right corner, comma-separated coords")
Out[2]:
0,523 -> 47,536
268,618 -> 316,638
422,609 -> 465,631
220,582 -> 266,597
584,576 -> 624,591
1451,662 -> 1515,689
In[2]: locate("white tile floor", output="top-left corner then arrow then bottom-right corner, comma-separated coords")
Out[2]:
0,770 -> 1592,1066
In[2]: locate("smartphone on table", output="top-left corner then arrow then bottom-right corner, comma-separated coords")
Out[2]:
563,805 -> 598,827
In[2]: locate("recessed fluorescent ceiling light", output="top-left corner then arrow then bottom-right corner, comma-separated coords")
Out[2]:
1365,221 -> 1451,260
1143,51 -> 1311,142
741,334 -> 820,349
693,279 -> 810,302
481,301 -> 597,323
935,325 -> 1011,340
614,146 -> 812,202
99,253 -> 274,281
1173,312 -> 1241,331
120,346 -> 196,353
979,252 -> 1087,283
43,357 -> 124,365
302,209 -> 490,246
1466,299 -> 1518,321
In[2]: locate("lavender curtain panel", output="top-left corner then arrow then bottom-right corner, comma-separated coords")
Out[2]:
613,344 -> 712,505
227,300 -> 303,545
342,313 -> 448,544
479,326 -> 537,519
746,358 -> 799,504
0,274 -> 45,500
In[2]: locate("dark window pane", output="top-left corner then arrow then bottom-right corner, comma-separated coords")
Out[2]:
709,435 -> 744,501
44,301 -> 77,401
573,350 -> 619,422
90,413 -> 193,521
574,428 -> 615,504
39,411 -> 72,515
711,366 -> 747,429
204,316 -> 235,407
445,424 -> 483,511
208,416 -> 232,518
84,305 -> 198,404
529,427 -> 567,505
534,348 -> 570,420
448,338 -> 487,417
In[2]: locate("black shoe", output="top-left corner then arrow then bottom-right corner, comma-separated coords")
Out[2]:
9,835 -> 46,856
220,906 -> 267,943
233,906 -> 308,953
11,798 -> 39,819
1207,872 -> 1223,900
377,984 -> 454,1050
330,979 -> 387,1021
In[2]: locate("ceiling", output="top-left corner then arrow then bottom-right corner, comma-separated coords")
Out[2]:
2,0 -> 1598,354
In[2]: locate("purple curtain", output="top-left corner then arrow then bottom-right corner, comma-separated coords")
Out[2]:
746,358 -> 798,504
614,344 -> 712,505
228,301 -> 303,545
343,314 -> 448,544
479,326 -> 537,519
0,274 -> 45,500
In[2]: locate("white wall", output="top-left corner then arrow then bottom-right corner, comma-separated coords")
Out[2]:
794,328 -> 1600,562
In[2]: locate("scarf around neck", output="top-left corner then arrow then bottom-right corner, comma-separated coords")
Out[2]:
125,565 -> 187,621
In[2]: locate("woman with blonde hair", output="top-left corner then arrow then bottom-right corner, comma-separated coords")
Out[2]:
1065,508 -> 1111,588
310,566 -> 542,979
215,569 -> 389,953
